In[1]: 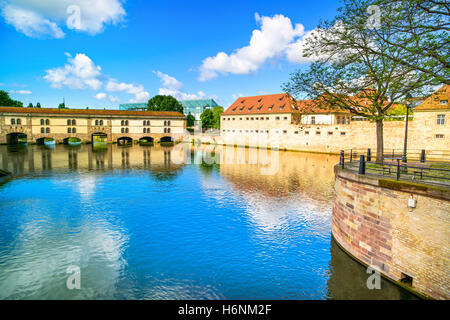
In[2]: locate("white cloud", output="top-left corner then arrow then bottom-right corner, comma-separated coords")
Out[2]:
1,0 -> 125,38
106,79 -> 150,102
45,53 -> 149,103
44,53 -> 103,90
2,5 -> 64,39
94,92 -> 107,100
10,90 -> 32,95
154,71 -> 209,101
198,13 -> 321,81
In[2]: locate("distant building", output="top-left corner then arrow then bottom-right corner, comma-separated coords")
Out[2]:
180,99 -> 218,121
119,103 -> 148,111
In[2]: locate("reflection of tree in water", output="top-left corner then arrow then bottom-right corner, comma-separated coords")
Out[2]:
326,239 -> 418,300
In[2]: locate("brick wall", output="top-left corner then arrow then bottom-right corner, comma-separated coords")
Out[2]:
332,166 -> 449,299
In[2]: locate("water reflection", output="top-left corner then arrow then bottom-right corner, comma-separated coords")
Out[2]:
0,144 -> 418,299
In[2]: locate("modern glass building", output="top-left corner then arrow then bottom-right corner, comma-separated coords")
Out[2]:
119,103 -> 148,111
180,99 -> 218,120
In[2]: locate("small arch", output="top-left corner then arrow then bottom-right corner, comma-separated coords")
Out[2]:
117,137 -> 132,145
160,136 -> 173,143
139,137 -> 154,145
6,132 -> 27,145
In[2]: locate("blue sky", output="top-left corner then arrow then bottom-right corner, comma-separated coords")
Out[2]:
0,0 -> 341,109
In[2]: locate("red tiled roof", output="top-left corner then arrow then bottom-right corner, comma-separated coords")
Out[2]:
0,107 -> 185,118
414,85 -> 449,111
222,93 -> 300,115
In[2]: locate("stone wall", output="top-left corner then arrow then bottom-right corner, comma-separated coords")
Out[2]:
332,166 -> 449,299
216,110 -> 450,154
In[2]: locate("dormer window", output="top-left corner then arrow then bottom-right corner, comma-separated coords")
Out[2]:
280,106 -> 284,110
232,108 -> 236,112
268,107 -> 272,111
257,98 -> 262,103
248,106 -> 253,111
257,106 -> 262,111
241,99 -> 245,103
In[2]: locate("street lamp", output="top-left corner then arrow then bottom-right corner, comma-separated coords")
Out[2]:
402,93 -> 413,163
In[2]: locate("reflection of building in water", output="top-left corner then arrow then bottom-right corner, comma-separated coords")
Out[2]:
215,145 -> 338,202
0,145 -> 184,178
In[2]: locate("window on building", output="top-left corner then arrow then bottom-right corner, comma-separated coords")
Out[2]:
121,128 -> 124,133
316,131 -> 321,135
121,120 -> 125,126
276,116 -> 280,120
72,119 -> 76,126
284,117 -> 288,120
100,120 -> 103,126
16,119 -> 21,125
96,120 -> 99,125
311,116 -> 316,124
45,119 -> 50,125
41,127 -> 45,133
168,128 -> 171,133
436,134 -> 444,139
167,120 -> 171,126
10,119 -> 15,125
143,128 -> 146,133
72,128 -> 76,133
143,120 -> 146,126
46,127 -> 50,133
250,117 -> 254,120
164,120 -> 167,126
437,114 -> 445,125
68,128 -> 71,133
305,131 -> 309,135
294,131 -> 299,134
266,117 -> 269,120
125,128 -> 129,133
336,116 -> 341,124
40,119 -> 44,125
68,119 -> 72,125
341,132 -> 346,135
328,131 -> 333,135
283,130 -> 287,134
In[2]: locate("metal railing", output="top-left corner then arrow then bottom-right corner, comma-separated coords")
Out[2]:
339,148 -> 450,186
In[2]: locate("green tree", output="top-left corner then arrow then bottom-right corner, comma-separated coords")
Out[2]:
147,95 -> 183,113
200,108 -> 214,130
283,0 -> 439,162
27,103 -> 34,108
0,90 -> 23,107
211,106 -> 224,129
58,102 -> 66,109
186,113 -> 195,127
369,0 -> 449,84
36,102 -> 41,108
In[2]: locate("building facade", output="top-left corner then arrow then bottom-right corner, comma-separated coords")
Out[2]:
218,86 -> 449,153
0,107 -> 186,144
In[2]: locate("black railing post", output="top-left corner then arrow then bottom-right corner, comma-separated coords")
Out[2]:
367,148 -> 371,162
350,149 -> 353,163
358,155 -> 366,174
420,149 -> 426,163
396,158 -> 401,180
340,150 -> 345,168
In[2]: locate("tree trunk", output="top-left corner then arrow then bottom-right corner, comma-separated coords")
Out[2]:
376,119 -> 384,164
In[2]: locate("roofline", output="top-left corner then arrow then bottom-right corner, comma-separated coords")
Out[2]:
0,107 -> 185,118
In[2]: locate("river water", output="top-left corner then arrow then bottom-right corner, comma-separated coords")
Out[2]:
0,144 -> 417,299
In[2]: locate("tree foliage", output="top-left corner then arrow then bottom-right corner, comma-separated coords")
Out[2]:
0,90 -> 23,107
283,0 -> 446,162
200,108 -> 214,130
212,106 -> 224,129
186,113 -> 195,127
147,95 -> 183,113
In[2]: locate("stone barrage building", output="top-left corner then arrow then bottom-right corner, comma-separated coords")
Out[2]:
219,85 -> 449,153
0,107 -> 186,144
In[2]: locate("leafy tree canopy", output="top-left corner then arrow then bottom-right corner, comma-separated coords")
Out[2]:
200,108 -> 214,130
186,113 -> 195,127
0,90 -> 23,107
147,95 -> 183,113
